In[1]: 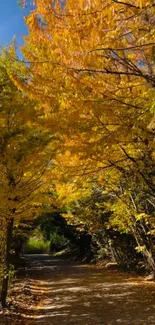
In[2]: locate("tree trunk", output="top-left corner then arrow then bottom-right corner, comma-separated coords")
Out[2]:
132,226 -> 155,278
143,247 -> 155,278
1,217 -> 14,308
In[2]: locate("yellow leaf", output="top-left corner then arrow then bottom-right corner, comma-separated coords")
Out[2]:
79,0 -> 84,9
139,0 -> 143,8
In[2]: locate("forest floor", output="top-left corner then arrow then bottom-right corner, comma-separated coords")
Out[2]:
1,255 -> 155,325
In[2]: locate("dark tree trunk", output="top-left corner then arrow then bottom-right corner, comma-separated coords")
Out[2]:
1,217 -> 14,308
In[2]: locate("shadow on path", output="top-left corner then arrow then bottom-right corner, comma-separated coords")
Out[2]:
16,254 -> 155,325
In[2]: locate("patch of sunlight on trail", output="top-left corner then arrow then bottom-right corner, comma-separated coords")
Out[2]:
20,256 -> 155,325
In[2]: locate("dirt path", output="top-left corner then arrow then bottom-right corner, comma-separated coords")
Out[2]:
16,255 -> 155,325
2,255 -> 155,325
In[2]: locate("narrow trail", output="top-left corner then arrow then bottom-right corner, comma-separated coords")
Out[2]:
20,255 -> 155,324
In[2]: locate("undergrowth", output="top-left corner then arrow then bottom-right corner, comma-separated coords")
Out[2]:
24,239 -> 50,254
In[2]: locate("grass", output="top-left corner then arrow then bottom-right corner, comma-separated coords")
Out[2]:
24,239 -> 50,254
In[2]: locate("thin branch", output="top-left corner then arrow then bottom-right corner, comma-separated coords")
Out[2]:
112,0 -> 141,9
113,0 -> 155,9
88,42 -> 155,53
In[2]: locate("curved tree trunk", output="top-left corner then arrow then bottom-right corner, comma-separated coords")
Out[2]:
132,225 -> 155,278
0,217 -> 14,308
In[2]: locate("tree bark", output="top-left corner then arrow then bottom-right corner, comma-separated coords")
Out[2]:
132,226 -> 155,278
0,217 -> 14,308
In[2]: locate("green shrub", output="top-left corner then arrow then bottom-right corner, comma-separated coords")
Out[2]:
24,239 -> 50,254
49,232 -> 68,253
50,232 -> 67,247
